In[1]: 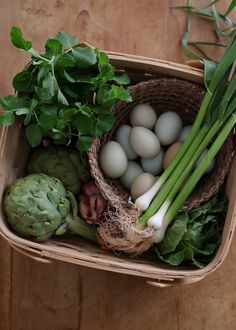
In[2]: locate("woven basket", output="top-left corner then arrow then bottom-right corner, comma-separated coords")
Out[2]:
0,52 -> 236,287
88,77 -> 235,211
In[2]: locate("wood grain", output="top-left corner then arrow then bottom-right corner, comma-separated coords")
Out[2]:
0,1 -> 235,329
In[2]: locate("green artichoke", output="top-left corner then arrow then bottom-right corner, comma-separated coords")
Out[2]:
3,174 -> 97,242
27,146 -> 90,194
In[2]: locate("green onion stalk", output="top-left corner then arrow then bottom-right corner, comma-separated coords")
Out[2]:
135,32 -> 236,242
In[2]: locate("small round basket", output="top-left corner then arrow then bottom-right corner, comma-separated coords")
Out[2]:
88,78 -> 235,211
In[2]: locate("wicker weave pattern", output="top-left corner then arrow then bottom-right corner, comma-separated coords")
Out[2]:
88,78 -> 235,211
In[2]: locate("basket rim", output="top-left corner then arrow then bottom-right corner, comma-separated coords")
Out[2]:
0,52 -> 235,283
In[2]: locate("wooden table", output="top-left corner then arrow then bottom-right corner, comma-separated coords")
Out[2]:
0,1 -> 236,329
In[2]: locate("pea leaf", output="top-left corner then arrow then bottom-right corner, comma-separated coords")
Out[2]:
0,111 -> 15,125
10,26 -> 32,51
72,47 -> 97,68
14,108 -> 30,116
57,89 -> 68,106
39,112 -> 56,130
55,53 -> 76,68
37,66 -> 51,83
112,73 -> 130,85
13,71 -> 34,92
25,124 -> 42,147
40,104 -> 58,116
45,38 -> 63,56
1,27 -> 132,150
76,135 -> 92,151
64,70 -> 76,83
76,114 -> 94,134
96,113 -> 116,133
55,31 -> 79,49
97,51 -> 109,69
0,95 -> 30,110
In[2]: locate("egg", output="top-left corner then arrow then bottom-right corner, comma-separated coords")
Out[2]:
131,172 -> 156,201
155,111 -> 182,145
100,141 -> 128,178
163,142 -> 183,169
194,149 -> 215,174
129,126 -> 161,158
130,103 -> 157,129
178,125 -> 193,142
120,161 -> 143,189
115,124 -> 138,160
141,148 -> 164,175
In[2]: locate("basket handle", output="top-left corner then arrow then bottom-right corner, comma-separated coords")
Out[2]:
9,242 -> 52,264
147,276 -> 205,287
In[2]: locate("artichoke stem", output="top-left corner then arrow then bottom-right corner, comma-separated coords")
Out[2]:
66,214 -> 97,243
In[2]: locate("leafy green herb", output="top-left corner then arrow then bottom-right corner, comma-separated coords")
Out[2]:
0,27 -> 131,150
154,193 -> 228,268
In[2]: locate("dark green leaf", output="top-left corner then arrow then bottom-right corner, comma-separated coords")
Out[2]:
57,89 -> 69,105
40,104 -> 58,116
158,213 -> 188,254
14,107 -> 30,116
112,73 -> 130,85
23,113 -> 32,126
155,194 -> 227,268
55,53 -> 76,68
59,108 -> 77,119
155,248 -> 186,266
75,114 -> 94,134
97,51 -> 109,69
10,26 -> 32,51
37,66 -> 51,83
42,72 -> 57,96
63,86 -> 79,99
13,71 -> 34,92
75,103 -> 93,117
0,111 -> 15,125
0,95 -> 30,110
39,112 -> 56,130
55,31 -> 79,49
108,85 -> 132,102
45,38 -> 63,56
96,113 -> 116,133
76,135 -> 92,151
64,70 -> 76,83
25,124 -> 42,147
72,47 -> 97,68
76,73 -> 93,84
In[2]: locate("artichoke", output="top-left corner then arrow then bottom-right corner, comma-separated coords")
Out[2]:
27,146 -> 90,194
3,174 -> 97,242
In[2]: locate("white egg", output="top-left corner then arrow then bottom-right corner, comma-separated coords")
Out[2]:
100,141 -> 128,179
155,111 -> 182,146
141,148 -> 164,175
115,125 -> 138,160
129,126 -> 161,158
194,149 -> 215,174
178,125 -> 193,142
131,172 -> 156,201
120,161 -> 143,189
130,103 -> 157,129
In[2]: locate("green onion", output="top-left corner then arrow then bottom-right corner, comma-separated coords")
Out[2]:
136,31 -> 236,243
